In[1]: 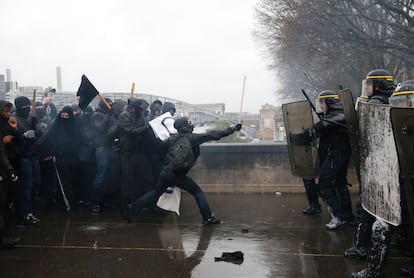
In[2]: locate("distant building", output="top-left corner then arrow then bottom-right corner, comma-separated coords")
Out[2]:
257,103 -> 276,142
56,66 -> 62,92
193,103 -> 225,116
0,74 -> 6,99
275,110 -> 286,142
5,69 -> 11,82
5,81 -> 18,93
19,86 -> 43,94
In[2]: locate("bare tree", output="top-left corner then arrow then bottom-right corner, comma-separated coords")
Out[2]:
254,0 -> 414,101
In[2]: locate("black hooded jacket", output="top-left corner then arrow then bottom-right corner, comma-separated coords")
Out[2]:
37,107 -> 82,159
0,100 -> 18,164
163,127 -> 235,174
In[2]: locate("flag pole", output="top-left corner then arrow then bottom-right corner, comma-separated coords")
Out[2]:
130,82 -> 135,98
31,89 -> 37,116
238,76 -> 246,123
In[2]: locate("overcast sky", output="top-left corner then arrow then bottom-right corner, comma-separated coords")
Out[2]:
0,0 -> 278,113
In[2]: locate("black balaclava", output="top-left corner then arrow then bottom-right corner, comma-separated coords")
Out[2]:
127,98 -> 143,118
60,106 -> 74,121
112,100 -> 126,120
174,117 -> 194,133
150,100 -> 163,117
35,101 -> 46,120
137,98 -> 149,117
15,96 -> 31,118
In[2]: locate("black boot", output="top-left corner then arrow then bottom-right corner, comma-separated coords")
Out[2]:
351,220 -> 391,278
345,211 -> 374,259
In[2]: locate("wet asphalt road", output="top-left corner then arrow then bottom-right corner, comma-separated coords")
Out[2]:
0,193 -> 412,277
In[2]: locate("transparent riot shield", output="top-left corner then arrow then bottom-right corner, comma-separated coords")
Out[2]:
391,107 -> 414,247
339,89 -> 360,184
282,100 -> 319,178
359,102 -> 401,225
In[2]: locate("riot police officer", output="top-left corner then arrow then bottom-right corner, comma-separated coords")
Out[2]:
315,90 -> 354,230
345,69 -> 396,260
351,70 -> 398,278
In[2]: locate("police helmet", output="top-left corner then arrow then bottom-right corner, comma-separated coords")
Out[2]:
390,80 -> 414,107
362,69 -> 395,97
316,90 -> 342,111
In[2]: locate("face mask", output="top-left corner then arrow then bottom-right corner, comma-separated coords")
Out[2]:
17,107 -> 30,117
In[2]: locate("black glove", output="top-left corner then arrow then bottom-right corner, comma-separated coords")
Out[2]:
233,123 -> 242,132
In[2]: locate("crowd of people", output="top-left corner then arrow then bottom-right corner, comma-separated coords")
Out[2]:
0,93 -> 241,248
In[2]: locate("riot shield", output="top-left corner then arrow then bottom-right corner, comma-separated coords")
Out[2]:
359,102 -> 401,226
282,100 -> 319,177
391,107 -> 414,248
339,89 -> 360,184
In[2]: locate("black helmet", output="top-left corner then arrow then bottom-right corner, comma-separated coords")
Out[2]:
363,69 -> 395,97
390,80 -> 414,107
174,117 -> 194,133
162,102 -> 176,115
316,90 -> 342,111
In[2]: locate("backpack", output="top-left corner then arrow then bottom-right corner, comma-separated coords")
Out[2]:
166,135 -> 194,171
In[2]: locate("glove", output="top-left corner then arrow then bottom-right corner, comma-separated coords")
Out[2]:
23,130 -> 36,139
233,123 -> 242,131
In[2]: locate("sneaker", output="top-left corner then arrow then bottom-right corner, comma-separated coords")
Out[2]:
203,216 -> 222,225
0,236 -> 20,248
16,215 -> 39,229
325,217 -> 345,230
344,246 -> 368,259
91,205 -> 101,216
303,206 -> 321,215
26,213 -> 40,224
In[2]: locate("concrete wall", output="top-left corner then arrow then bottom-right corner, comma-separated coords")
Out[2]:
188,143 -> 359,193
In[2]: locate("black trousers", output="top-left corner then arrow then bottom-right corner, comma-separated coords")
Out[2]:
318,149 -> 353,220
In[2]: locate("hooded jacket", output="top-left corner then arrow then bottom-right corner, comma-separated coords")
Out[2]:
163,127 -> 236,174
118,99 -> 149,154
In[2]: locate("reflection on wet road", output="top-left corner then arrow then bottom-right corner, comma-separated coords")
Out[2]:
0,193 -> 411,277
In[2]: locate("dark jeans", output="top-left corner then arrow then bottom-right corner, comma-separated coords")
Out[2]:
303,178 -> 320,208
92,146 -> 110,190
130,170 -> 213,221
318,149 -> 353,220
91,147 -> 110,205
17,158 -> 40,218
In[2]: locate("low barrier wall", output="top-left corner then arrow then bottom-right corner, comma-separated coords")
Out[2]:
188,143 -> 359,193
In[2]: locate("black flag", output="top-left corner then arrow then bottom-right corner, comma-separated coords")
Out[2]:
76,75 -> 99,110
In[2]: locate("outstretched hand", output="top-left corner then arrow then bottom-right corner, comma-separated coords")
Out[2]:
234,123 -> 242,131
